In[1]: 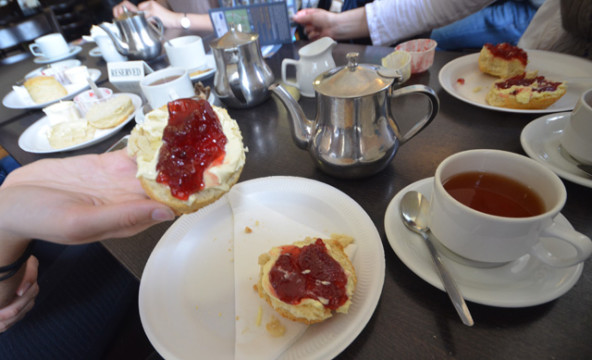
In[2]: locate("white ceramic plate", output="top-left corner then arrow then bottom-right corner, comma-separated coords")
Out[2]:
438,50 -> 592,114
521,112 -> 592,188
89,47 -> 101,57
17,93 -> 141,153
188,54 -> 216,81
2,68 -> 101,109
384,178 -> 583,308
139,176 -> 385,360
24,59 -> 82,79
33,45 -> 82,64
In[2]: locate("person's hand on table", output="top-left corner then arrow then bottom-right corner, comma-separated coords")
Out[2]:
0,149 -> 174,316
112,0 -> 139,18
293,7 -> 369,42
293,8 -> 338,41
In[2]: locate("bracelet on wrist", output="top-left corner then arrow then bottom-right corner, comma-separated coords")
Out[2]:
0,242 -> 34,282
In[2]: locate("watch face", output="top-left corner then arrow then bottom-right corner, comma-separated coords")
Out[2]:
181,16 -> 190,29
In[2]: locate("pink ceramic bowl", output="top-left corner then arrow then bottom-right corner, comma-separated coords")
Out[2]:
395,39 -> 437,74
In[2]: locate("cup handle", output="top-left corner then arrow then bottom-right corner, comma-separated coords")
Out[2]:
281,59 -> 300,89
29,44 -> 43,57
388,84 -> 440,144
530,221 -> 592,267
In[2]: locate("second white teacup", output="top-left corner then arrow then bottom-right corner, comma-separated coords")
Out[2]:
140,67 -> 195,110
560,88 -> 592,165
164,35 -> 206,71
429,149 -> 592,268
29,33 -> 69,59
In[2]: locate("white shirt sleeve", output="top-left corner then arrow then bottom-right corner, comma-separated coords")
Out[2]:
365,0 -> 496,46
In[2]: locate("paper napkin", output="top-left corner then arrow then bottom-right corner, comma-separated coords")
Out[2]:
229,187 -> 328,360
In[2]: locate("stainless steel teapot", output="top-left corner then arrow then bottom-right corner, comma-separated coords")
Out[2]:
270,52 -> 439,178
99,8 -> 164,61
210,30 -> 274,108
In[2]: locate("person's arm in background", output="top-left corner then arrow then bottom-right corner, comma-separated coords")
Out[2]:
294,0 -> 496,46
113,0 -> 213,32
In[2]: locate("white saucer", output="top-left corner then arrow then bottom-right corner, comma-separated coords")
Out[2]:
187,54 -> 216,81
89,47 -> 101,57
384,177 -> 584,308
520,112 -> 592,189
33,45 -> 82,64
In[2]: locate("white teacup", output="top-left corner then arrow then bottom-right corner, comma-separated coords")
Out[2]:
29,33 -> 69,59
165,35 -> 206,70
140,67 -> 195,110
281,37 -> 336,97
429,149 -> 592,267
560,88 -> 592,165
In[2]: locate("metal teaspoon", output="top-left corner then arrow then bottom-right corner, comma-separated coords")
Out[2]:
400,191 -> 474,326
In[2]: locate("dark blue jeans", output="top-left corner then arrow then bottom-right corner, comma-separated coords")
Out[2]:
0,242 -> 137,360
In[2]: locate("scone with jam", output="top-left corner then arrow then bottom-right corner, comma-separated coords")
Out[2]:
256,235 -> 356,325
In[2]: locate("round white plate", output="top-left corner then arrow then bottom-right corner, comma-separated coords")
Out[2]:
3,68 -> 101,109
187,54 -> 216,81
89,47 -> 101,57
33,45 -> 82,64
17,93 -> 142,153
384,177 -> 583,308
139,176 -> 385,360
438,50 -> 592,114
24,59 -> 82,79
521,112 -> 592,188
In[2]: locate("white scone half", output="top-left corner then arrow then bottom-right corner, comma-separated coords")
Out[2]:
85,95 -> 135,129
256,235 -> 357,325
127,98 -> 246,215
23,76 -> 68,104
48,120 -> 95,149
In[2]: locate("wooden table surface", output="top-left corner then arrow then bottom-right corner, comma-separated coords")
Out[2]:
1,40 -> 591,359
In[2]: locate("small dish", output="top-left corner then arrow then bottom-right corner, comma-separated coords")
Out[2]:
395,39 -> 437,73
381,50 -> 411,84
520,112 -> 592,188
187,54 -> 216,81
73,88 -> 113,115
33,45 -> 82,64
384,177 -> 584,308
89,47 -> 101,57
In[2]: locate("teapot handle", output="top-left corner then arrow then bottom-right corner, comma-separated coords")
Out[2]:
147,16 -> 164,38
388,85 -> 439,144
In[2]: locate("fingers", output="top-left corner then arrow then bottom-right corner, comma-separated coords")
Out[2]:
113,1 -> 138,18
62,201 -> 175,243
0,257 -> 39,333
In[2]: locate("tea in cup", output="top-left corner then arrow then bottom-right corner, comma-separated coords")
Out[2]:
164,35 -> 207,70
560,88 -> 592,165
29,33 -> 70,59
429,149 -> 592,267
140,67 -> 194,109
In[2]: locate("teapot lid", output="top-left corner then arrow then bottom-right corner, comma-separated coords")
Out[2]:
314,52 -> 395,97
210,30 -> 259,49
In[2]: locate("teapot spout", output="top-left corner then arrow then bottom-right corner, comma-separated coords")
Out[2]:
98,23 -> 129,56
269,83 -> 314,150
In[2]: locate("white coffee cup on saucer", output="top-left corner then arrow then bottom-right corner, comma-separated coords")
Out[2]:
164,35 -> 206,71
429,149 -> 592,268
560,88 -> 592,165
140,67 -> 195,110
29,33 -> 69,59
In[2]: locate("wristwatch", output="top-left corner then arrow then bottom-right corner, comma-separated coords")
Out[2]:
180,13 -> 190,29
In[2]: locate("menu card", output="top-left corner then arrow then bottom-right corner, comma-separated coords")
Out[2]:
209,1 -> 295,46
